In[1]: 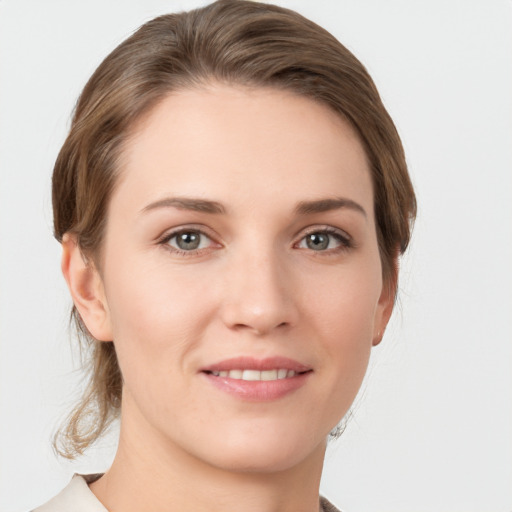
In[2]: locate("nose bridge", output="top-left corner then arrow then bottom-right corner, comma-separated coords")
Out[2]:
220,238 -> 297,335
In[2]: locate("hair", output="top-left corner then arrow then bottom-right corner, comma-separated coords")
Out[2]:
52,0 -> 416,458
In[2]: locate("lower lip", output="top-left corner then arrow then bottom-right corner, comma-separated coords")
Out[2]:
202,372 -> 311,401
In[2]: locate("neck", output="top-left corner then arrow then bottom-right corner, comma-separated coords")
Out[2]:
90,401 -> 326,512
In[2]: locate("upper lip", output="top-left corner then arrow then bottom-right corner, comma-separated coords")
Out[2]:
201,356 -> 312,373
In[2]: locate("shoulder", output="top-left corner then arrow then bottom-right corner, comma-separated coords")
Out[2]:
33,476 -> 340,512
32,475 -> 107,512
320,495 -> 343,512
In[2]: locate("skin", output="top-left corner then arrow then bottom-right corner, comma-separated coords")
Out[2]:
62,84 -> 395,512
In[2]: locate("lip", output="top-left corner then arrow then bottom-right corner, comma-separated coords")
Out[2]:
200,356 -> 313,402
201,356 -> 311,373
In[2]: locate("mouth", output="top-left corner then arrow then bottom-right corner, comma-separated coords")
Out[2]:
200,357 -> 313,401
204,368 -> 309,381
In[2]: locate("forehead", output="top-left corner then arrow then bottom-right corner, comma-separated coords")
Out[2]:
114,84 -> 373,216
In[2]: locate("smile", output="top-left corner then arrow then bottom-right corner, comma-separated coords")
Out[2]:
201,357 -> 312,401
206,369 -> 302,380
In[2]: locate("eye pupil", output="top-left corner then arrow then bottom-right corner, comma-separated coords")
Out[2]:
306,233 -> 329,250
176,232 -> 201,250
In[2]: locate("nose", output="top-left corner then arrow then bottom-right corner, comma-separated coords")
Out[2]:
219,248 -> 299,336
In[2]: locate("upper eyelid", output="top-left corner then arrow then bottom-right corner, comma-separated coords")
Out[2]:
158,228 -> 221,256
296,224 -> 352,241
156,224 -> 352,247
293,226 -> 355,253
157,224 -> 218,243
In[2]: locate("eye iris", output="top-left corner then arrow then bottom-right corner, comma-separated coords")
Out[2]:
306,233 -> 329,250
176,232 -> 201,250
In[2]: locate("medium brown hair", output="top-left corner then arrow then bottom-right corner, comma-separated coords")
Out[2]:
52,0 -> 416,457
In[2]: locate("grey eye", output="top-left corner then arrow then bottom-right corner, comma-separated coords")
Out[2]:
298,230 -> 350,252
170,231 -> 207,251
305,233 -> 330,251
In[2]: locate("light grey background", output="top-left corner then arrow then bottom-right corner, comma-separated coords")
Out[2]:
1,1 -> 511,511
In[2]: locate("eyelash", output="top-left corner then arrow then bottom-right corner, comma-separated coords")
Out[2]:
158,226 -> 218,256
157,226 -> 353,256
294,226 -> 353,254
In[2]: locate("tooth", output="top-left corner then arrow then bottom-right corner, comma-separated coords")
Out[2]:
242,369 -> 261,381
214,369 -> 297,381
228,369 -> 243,379
261,369 -> 278,381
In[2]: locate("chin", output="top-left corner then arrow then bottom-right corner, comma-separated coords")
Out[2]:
191,423 -> 328,474
209,446 -> 315,474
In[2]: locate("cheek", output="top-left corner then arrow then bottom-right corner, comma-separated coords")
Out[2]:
102,255 -> 218,380
303,257 -> 383,395
319,292 -> 374,380
309,259 -> 382,341
314,294 -> 377,427
102,261 -> 219,426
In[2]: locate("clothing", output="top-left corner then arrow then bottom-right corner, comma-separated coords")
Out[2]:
33,474 -> 341,512
32,475 -> 106,512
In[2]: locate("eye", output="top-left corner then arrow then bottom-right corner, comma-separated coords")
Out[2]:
162,229 -> 215,253
297,229 -> 351,252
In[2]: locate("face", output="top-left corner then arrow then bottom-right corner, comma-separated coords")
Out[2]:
73,85 -> 394,474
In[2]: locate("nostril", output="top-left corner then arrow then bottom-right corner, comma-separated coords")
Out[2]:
220,292 -> 299,335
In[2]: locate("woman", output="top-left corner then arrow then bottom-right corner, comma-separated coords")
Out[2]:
35,1 -> 416,510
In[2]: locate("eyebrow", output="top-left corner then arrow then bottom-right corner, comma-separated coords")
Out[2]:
294,197 -> 367,217
141,196 -> 366,217
141,197 -> 225,215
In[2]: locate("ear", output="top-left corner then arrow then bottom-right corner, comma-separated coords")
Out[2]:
61,233 -> 113,342
372,259 -> 399,347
